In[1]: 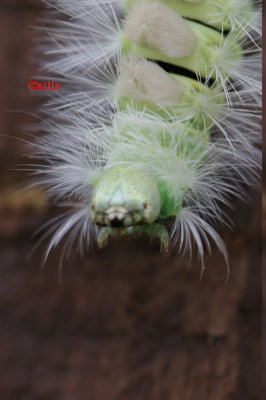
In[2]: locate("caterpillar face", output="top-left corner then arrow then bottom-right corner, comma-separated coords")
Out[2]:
32,0 -> 261,259
90,165 -> 161,227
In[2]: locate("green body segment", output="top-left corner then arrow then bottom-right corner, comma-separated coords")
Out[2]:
122,0 -> 254,32
109,120 -> 209,218
121,21 -> 243,82
117,74 -> 225,131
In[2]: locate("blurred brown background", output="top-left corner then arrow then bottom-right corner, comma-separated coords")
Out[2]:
0,1 -> 262,399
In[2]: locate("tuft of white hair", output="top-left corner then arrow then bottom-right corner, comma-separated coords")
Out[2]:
124,1 -> 197,59
209,0 -> 262,40
206,26 -> 262,102
39,0 -> 123,76
116,57 -> 183,107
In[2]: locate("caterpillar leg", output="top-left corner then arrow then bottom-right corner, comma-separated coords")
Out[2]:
138,223 -> 169,250
97,223 -> 169,249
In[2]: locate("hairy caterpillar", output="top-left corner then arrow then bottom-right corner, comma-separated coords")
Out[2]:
31,0 -> 262,261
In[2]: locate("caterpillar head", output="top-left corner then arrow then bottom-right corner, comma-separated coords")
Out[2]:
90,165 -> 161,228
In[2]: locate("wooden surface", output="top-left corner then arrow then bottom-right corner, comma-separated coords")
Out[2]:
0,2 -> 262,400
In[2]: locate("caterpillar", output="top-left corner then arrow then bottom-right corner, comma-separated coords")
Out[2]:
31,0 -> 262,262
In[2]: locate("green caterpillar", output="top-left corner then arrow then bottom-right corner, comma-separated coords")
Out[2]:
33,0 -> 261,260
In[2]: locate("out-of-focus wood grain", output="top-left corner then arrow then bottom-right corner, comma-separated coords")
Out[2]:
0,228 -> 261,400
0,2 -> 262,400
